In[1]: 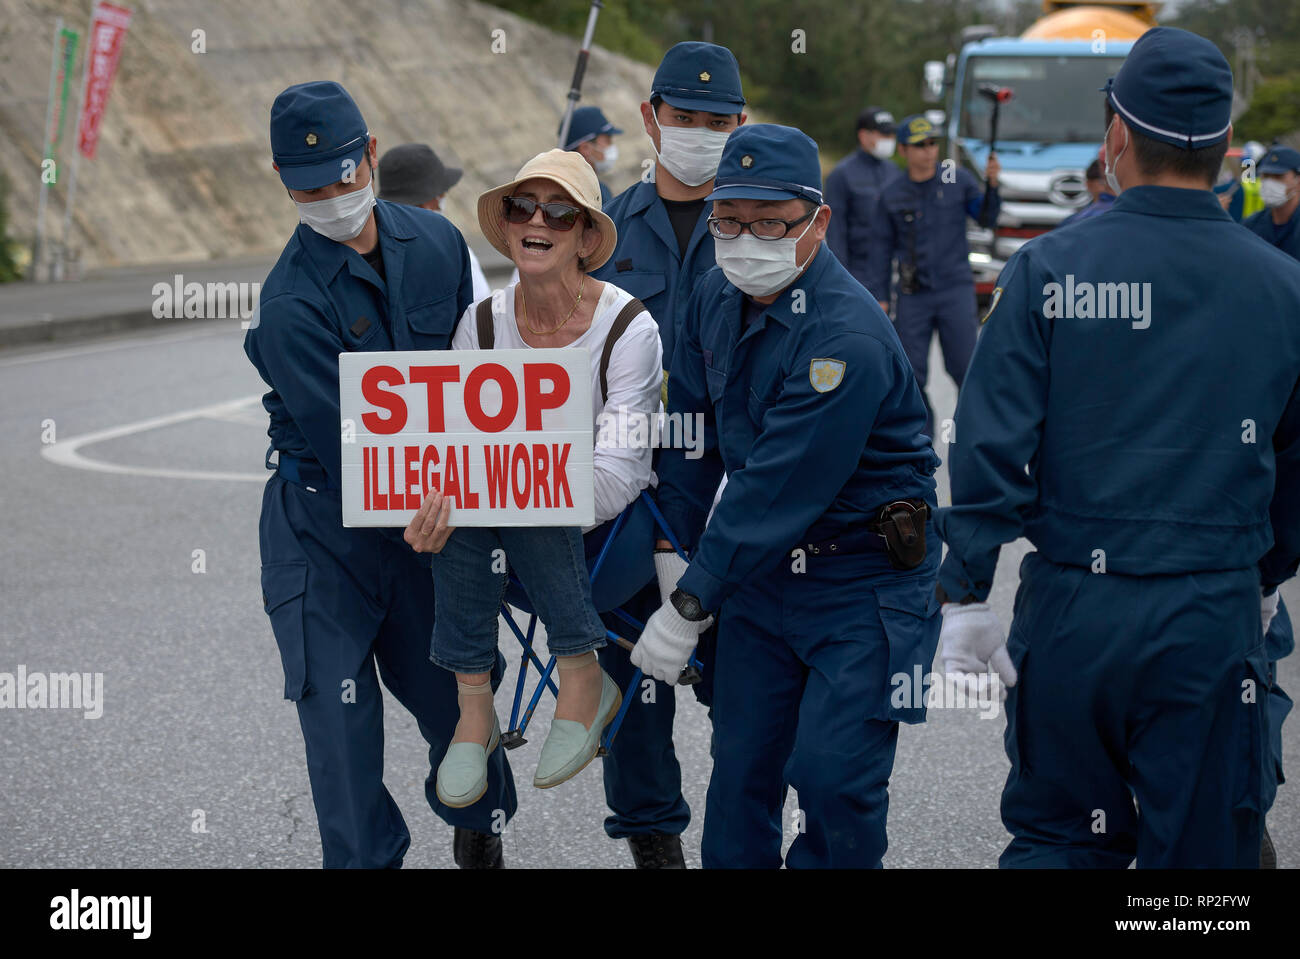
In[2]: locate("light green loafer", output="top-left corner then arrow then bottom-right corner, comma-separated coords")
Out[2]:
533,669 -> 621,789
435,713 -> 500,809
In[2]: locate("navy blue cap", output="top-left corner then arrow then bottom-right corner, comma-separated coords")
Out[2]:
1101,27 -> 1233,150
897,114 -> 940,145
651,42 -> 745,115
707,124 -> 821,205
1259,146 -> 1300,175
271,81 -> 370,190
562,106 -> 623,150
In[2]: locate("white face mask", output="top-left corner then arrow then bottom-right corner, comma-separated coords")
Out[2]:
652,113 -> 732,187
594,142 -> 619,175
1260,178 -> 1294,208
714,207 -> 821,297
295,180 -> 376,242
1103,118 -> 1127,196
871,137 -> 896,160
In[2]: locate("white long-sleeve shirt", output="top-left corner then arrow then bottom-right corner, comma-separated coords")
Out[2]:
452,281 -> 663,526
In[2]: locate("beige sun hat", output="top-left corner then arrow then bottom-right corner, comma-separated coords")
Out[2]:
477,149 -> 618,271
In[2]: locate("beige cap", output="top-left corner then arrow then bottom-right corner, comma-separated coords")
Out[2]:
477,149 -> 618,271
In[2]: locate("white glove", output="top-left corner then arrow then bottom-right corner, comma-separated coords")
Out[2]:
631,602 -> 708,685
1262,589 -> 1280,635
654,550 -> 689,608
940,602 -> 1017,688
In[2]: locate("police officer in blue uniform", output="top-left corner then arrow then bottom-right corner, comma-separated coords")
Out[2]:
1242,142 -> 1300,866
631,124 -> 943,868
867,115 -> 1001,437
1057,156 -> 1115,227
586,41 -> 746,869
244,81 -> 516,868
933,28 -> 1300,867
563,105 -> 623,206
1244,146 -> 1300,260
824,106 -> 902,290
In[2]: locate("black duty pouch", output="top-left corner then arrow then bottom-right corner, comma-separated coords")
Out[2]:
871,500 -> 929,570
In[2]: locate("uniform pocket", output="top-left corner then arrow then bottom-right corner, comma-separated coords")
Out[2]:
404,291 -> 460,344
874,580 -> 941,724
1235,641 -> 1270,820
1003,625 -> 1031,774
705,364 -> 727,404
261,561 -> 309,701
611,271 -> 666,305
747,388 -> 775,428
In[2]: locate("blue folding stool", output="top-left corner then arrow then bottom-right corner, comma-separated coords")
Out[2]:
498,488 -> 703,753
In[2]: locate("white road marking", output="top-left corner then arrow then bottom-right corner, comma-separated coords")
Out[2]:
0,323 -> 240,369
42,394 -> 269,482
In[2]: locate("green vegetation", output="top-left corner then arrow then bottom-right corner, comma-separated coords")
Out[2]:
1168,0 -> 1300,144
0,171 -> 23,283
494,0 -> 1299,158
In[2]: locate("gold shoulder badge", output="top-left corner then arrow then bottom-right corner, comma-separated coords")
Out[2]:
305,132 -> 319,147
981,286 -> 1002,325
699,70 -> 711,82
810,358 -> 846,393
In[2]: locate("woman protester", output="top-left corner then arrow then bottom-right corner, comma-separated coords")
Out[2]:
404,150 -> 663,807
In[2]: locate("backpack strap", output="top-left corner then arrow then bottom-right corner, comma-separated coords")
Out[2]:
599,297 -> 646,408
475,298 -> 494,349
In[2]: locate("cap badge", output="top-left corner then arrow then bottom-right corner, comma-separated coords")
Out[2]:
699,71 -> 711,83
741,154 -> 754,168
305,132 -> 318,147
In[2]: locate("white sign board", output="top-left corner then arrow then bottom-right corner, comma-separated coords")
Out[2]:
339,349 -> 593,528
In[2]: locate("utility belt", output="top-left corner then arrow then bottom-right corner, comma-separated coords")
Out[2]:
270,450 -> 339,492
800,499 -> 930,570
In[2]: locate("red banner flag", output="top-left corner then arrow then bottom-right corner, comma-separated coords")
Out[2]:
76,2 -> 132,160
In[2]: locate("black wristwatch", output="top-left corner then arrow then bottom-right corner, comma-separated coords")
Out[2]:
670,588 -> 711,622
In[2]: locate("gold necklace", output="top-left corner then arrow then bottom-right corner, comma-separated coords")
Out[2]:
520,275 -> 585,336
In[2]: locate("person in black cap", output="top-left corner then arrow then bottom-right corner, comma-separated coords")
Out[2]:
633,123 -> 941,868
933,27 -> 1300,868
244,80 -> 516,869
824,106 -> 901,291
378,142 -> 490,300
562,105 -> 624,206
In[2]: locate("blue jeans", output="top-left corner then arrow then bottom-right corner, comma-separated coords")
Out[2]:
429,526 -> 605,673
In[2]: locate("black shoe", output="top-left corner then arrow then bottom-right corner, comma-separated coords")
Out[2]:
1261,823 -> 1277,869
453,827 -> 504,869
628,833 -> 686,869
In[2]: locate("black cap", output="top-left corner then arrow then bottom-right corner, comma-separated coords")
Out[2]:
856,107 -> 896,135
377,143 -> 463,206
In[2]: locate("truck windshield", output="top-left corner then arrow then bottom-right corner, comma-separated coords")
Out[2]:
959,55 -> 1127,143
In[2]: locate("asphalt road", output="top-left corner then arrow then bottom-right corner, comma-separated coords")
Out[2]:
1,320 -> 1296,869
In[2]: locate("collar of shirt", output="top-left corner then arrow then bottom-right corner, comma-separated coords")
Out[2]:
295,198 -> 417,282
1111,184 -> 1233,222
620,178 -> 662,218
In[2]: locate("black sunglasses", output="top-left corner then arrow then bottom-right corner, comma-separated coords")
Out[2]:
503,195 -> 590,231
